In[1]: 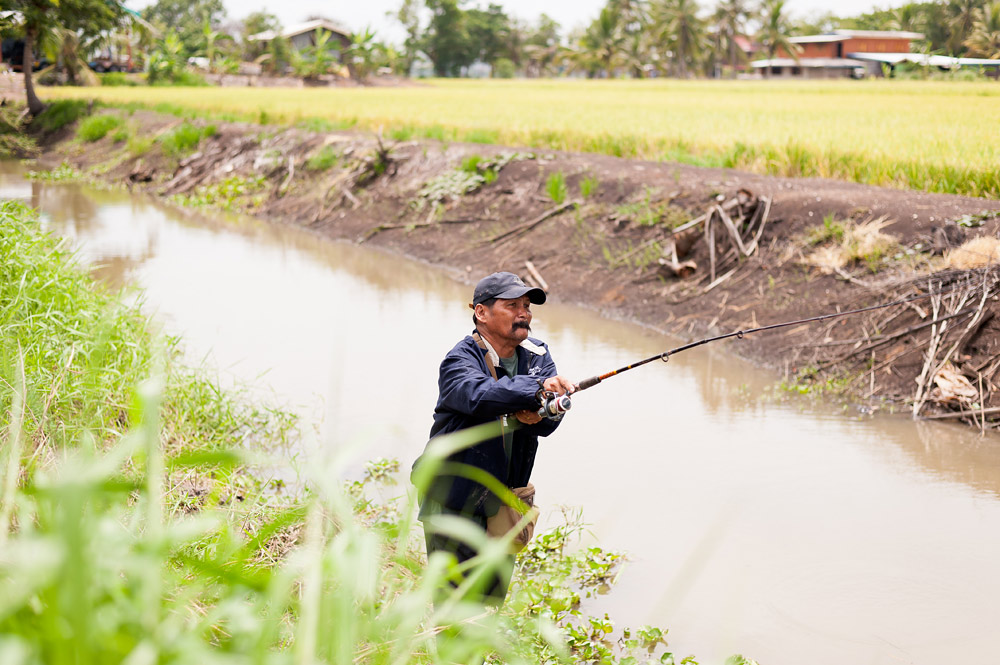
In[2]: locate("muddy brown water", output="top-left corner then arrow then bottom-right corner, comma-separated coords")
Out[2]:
6,164 -> 1000,665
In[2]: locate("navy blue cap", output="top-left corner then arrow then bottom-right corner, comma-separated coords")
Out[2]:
473,271 -> 546,305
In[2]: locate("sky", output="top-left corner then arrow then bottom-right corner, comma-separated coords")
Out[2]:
129,0 -> 897,44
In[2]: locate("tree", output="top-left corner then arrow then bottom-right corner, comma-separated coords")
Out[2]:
9,0 -> 126,115
346,27 -> 379,81
523,13 -> 562,77
141,0 -> 226,58
392,0 -> 423,75
200,17 -> 234,72
241,10 -> 280,61
651,0 -> 707,78
424,0 -> 474,77
965,1 -> 1000,57
466,4 -> 511,68
756,0 -> 800,78
578,7 -> 625,77
713,0 -> 750,77
947,0 -> 986,54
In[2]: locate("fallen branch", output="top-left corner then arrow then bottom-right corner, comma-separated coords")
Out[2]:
525,260 -> 549,291
919,406 -> 1000,421
278,156 -> 295,197
482,202 -> 576,246
359,217 -> 488,243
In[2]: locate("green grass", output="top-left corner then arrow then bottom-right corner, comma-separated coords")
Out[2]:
546,171 -> 568,204
76,113 -> 123,142
304,144 -> 340,171
157,121 -> 217,157
39,79 -> 1000,198
32,99 -> 89,133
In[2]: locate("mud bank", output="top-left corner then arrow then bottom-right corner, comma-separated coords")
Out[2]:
32,106 -> 1000,428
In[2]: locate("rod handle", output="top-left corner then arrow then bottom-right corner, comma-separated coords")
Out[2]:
577,375 -> 601,391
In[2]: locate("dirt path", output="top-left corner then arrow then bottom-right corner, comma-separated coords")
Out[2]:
35,108 -> 1000,429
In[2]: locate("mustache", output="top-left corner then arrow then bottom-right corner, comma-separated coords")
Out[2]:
512,321 -> 531,332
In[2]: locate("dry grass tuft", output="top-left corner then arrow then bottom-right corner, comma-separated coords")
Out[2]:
945,235 -> 1000,269
805,216 -> 898,272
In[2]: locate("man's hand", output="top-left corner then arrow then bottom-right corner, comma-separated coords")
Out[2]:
543,375 -> 576,396
514,409 -> 542,425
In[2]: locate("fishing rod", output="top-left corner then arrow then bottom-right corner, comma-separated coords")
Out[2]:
553,286 -> 962,402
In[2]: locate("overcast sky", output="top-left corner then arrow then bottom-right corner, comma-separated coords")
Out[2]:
129,0 -> 898,44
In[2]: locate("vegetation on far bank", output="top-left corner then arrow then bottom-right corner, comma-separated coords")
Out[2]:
39,79 -> 1000,199
0,196 -> 735,663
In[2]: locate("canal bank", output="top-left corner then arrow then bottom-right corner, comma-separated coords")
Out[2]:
26,100 -> 1000,429
7,162 -> 1000,665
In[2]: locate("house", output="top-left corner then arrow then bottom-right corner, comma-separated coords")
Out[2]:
248,18 -> 351,61
752,29 -> 924,78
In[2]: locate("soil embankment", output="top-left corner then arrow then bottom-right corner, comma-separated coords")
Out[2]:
33,107 -> 1000,428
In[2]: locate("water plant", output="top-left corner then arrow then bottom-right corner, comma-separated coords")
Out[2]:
171,175 -> 267,212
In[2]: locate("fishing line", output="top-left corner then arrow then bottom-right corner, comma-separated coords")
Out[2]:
573,280 -> 975,393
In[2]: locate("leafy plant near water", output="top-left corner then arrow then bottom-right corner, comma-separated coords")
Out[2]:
76,113 -> 123,142
25,162 -> 82,182
416,151 -> 531,206
171,175 -> 267,212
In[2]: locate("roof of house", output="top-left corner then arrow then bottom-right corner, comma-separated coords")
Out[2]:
249,18 -> 350,42
750,57 -> 868,69
848,52 -> 1000,67
790,29 -> 924,44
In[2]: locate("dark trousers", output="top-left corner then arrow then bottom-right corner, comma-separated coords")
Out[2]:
422,508 -> 514,606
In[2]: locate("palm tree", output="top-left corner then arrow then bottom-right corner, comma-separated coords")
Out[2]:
714,0 -> 750,77
964,2 -> 1000,57
948,0 -> 984,55
578,7 -> 625,77
756,0 -> 800,78
347,28 -> 378,82
651,0 -> 708,78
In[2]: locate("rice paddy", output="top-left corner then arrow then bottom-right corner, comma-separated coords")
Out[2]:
41,78 -> 1000,198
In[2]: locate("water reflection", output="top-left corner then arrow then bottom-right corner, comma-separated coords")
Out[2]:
4,161 -> 1000,665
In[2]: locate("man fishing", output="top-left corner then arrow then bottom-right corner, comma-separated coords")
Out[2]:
416,271 -> 575,604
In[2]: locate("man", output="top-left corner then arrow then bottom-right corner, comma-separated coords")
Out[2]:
415,271 -> 575,604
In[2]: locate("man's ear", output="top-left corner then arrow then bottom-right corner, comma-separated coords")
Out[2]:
473,303 -> 487,323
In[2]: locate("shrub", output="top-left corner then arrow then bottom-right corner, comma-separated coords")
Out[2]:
98,72 -> 141,86
76,113 -> 123,142
158,122 -> 216,156
493,57 -> 516,78
32,99 -> 89,133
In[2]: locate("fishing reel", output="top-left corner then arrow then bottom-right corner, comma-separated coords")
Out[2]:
536,390 -> 572,420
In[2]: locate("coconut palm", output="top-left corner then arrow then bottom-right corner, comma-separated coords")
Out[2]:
964,2 -> 1000,56
577,7 -> 625,77
651,0 -> 708,78
714,0 -> 750,77
948,0 -> 985,54
756,0 -> 800,78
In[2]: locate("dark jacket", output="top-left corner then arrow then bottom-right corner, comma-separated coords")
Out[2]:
416,331 -> 563,519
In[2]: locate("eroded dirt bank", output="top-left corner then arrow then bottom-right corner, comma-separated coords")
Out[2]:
34,108 -> 1000,428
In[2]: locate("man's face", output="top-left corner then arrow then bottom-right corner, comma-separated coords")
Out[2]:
477,295 -> 533,346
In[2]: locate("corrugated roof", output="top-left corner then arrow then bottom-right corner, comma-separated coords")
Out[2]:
751,58 -> 867,69
790,29 -> 924,44
848,52 -> 1000,67
249,18 -> 350,42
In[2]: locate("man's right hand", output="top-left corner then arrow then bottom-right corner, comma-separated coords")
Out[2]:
542,375 -> 576,395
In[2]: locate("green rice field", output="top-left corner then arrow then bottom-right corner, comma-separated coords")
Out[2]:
42,79 -> 1000,198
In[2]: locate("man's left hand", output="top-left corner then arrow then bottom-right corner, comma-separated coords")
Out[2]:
514,409 -> 542,424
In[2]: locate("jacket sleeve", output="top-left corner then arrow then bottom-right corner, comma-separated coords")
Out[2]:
525,345 -> 562,438
437,348 -> 543,418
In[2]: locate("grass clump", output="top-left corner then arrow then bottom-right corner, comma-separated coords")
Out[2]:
805,216 -> 899,273
614,188 -> 688,228
127,134 -> 154,156
304,144 -> 340,172
546,171 -> 568,204
417,152 -> 529,206
25,162 -> 81,182
157,122 -> 217,157
32,99 -> 89,133
98,71 -> 141,87
579,175 -> 599,199
76,113 -> 123,142
0,105 -> 39,158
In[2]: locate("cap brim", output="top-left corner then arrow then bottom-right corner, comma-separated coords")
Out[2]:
494,285 -> 547,305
